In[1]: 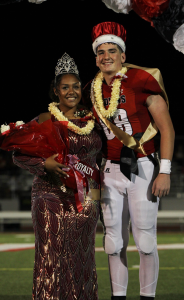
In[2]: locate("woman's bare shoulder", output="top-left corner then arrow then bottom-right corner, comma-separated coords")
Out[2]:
38,112 -> 51,124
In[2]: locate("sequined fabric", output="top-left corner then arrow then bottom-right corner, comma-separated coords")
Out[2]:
13,119 -> 102,300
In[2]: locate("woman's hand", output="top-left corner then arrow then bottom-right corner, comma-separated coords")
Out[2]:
44,154 -> 70,178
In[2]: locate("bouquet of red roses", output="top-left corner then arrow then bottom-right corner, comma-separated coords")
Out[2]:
0,119 -> 88,211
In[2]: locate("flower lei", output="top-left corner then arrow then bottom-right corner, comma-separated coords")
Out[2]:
48,102 -> 95,135
93,67 -> 128,118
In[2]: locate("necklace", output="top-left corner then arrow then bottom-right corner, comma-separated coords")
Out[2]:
73,108 -> 89,118
48,102 -> 95,135
93,67 -> 128,118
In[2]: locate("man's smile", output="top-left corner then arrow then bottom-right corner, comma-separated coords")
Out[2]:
102,61 -> 113,65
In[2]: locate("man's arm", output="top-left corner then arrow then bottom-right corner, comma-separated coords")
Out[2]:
146,95 -> 175,197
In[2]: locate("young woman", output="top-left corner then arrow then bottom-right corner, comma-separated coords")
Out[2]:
13,53 -> 102,300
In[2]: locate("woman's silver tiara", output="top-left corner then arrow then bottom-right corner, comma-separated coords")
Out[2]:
55,53 -> 79,77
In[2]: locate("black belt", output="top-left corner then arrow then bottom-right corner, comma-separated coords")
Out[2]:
111,155 -> 157,166
111,153 -> 158,181
111,160 -> 121,164
110,132 -> 158,181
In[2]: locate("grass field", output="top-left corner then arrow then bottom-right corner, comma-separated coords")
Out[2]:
0,232 -> 184,300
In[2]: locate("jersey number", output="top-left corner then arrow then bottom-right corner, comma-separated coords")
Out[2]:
99,109 -> 133,140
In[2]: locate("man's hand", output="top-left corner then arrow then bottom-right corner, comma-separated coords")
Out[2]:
45,154 -> 70,178
152,173 -> 170,197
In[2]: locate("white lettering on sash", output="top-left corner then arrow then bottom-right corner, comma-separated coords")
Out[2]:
82,166 -> 87,173
75,162 -> 94,177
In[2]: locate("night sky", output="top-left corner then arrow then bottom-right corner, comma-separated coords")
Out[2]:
0,0 -> 183,136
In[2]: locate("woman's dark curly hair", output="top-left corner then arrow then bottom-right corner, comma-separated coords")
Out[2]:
49,73 -> 82,103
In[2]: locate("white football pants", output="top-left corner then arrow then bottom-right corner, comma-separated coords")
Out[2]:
101,156 -> 159,297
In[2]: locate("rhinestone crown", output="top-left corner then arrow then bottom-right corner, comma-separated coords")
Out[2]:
55,53 -> 79,77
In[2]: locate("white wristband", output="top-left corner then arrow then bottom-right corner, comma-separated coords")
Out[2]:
159,159 -> 171,174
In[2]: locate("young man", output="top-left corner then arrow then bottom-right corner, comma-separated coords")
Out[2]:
84,22 -> 175,300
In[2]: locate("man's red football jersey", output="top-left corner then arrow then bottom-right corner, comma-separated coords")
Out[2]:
92,68 -> 163,160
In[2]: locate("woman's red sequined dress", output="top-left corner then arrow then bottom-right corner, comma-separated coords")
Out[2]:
13,119 -> 102,300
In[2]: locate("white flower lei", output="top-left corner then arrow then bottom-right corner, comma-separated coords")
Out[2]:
93,67 -> 128,118
48,102 -> 95,135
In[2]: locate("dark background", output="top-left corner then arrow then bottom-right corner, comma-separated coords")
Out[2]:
0,0 -> 183,135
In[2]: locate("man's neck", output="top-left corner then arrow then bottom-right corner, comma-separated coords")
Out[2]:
103,74 -> 114,86
103,70 -> 121,86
